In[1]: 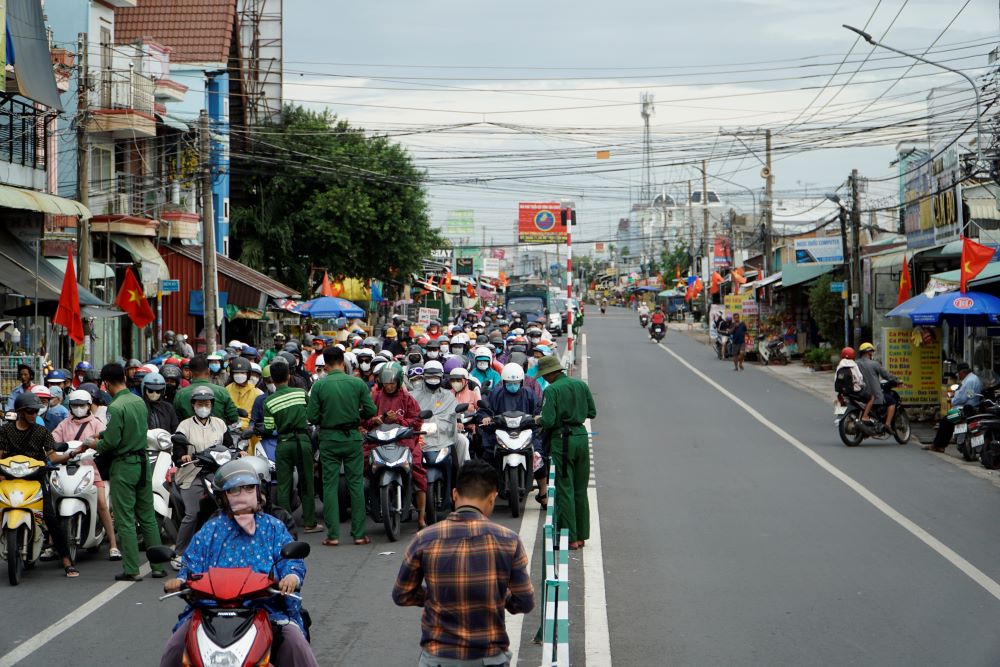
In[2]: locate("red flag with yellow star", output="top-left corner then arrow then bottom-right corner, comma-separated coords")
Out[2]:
115,267 -> 155,327
53,248 -> 84,344
960,237 -> 994,293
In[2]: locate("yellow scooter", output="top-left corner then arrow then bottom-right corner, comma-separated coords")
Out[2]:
0,455 -> 47,585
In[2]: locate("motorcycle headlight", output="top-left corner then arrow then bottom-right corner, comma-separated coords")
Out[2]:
50,472 -> 64,494
211,451 -> 232,465
3,461 -> 31,477
74,469 -> 94,494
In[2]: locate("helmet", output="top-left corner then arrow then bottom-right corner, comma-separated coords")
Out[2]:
442,357 -> 465,375
423,360 -> 444,377
207,352 -> 223,362
164,330 -> 176,341
30,385 -> 52,401
840,347 -> 856,360
424,338 -> 441,351
75,361 -> 93,372
127,359 -> 142,369
451,333 -> 470,346
163,357 -> 182,367
140,364 -> 159,375
385,327 -> 397,339
228,339 -> 245,351
190,386 -> 216,405
161,365 -> 182,383
509,351 -> 529,369
362,337 -> 382,353
45,369 -> 68,384
282,342 -> 300,354
501,363 -> 525,383
526,327 -> 543,339
858,342 -> 875,354
406,346 -> 423,362
249,362 -> 262,376
67,390 -> 93,406
473,346 -> 492,361
212,458 -> 262,494
355,348 -> 374,360
377,362 -> 404,387
406,365 -> 424,380
229,357 -> 251,374
142,372 -> 166,393
533,344 -> 552,357
83,368 -> 101,383
242,454 -> 271,484
273,332 -> 286,341
49,386 -> 63,401
378,350 -> 394,362
448,367 -> 469,381
14,392 -> 42,412
414,335 -> 429,347
276,351 -> 297,368
77,383 -> 100,400
242,346 -> 259,359
371,358 -> 388,375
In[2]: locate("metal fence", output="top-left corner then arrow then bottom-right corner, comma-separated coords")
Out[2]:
0,356 -> 44,409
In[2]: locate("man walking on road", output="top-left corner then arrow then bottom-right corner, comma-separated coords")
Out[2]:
393,460 -> 534,667
307,347 -> 377,546
262,362 -> 322,534
84,363 -> 166,581
537,356 -> 596,550
730,313 -> 748,371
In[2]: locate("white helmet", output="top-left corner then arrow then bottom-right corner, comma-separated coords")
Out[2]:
423,360 -> 444,376
378,350 -> 394,361
473,346 -> 492,360
501,363 -> 524,383
448,367 -> 469,381
451,333 -> 470,346
67,389 -> 93,405
355,348 -> 374,360
343,351 -> 358,375
249,362 -> 262,376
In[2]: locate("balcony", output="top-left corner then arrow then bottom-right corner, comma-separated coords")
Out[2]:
90,173 -> 198,240
86,70 -> 156,139
0,95 -> 50,190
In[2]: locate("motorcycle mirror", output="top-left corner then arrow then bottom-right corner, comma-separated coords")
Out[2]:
477,399 -> 490,410
146,545 -> 176,564
280,541 -> 311,560
455,403 -> 469,413
418,409 -> 433,420
54,442 -> 70,453
237,408 -> 249,418
171,433 -> 191,447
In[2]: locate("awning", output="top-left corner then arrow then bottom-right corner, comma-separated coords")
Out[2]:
868,247 -> 908,270
157,114 -> 190,133
758,271 -> 783,288
779,263 -> 837,288
46,257 -> 115,280
7,0 -> 62,110
0,230 -> 103,305
164,244 -> 299,299
930,263 -> 1000,287
112,235 -> 170,296
0,184 -> 91,218
964,184 -> 1000,222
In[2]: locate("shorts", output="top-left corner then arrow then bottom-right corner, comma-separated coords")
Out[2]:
731,342 -> 745,355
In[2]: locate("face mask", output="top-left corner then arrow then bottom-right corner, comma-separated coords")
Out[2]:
452,347 -> 464,356
504,382 -> 521,395
440,345 -> 450,355
195,406 -> 212,419
476,360 -> 489,371
37,405 -> 47,416
232,373 -> 248,385
227,487 -> 259,535
450,381 -> 465,392
265,383 -> 276,393
424,377 -> 441,390
426,351 -> 439,360
209,363 -> 221,373
360,362 -> 371,372
71,406 -> 89,419
146,390 -> 162,402
411,379 -> 423,390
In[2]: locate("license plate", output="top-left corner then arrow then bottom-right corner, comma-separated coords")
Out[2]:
955,423 -> 967,435
972,434 -> 984,448
834,405 -> 847,416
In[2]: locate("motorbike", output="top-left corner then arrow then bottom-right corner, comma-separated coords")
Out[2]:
964,394 -> 1000,469
715,332 -> 732,359
835,380 -> 910,447
365,409 -> 433,541
639,313 -> 650,328
148,540 -> 312,666
757,335 -> 790,365
165,434 -> 237,540
50,443 -> 105,563
649,321 -> 666,343
477,401 -> 536,518
0,455 -> 47,585
423,403 -> 469,525
147,428 -> 178,542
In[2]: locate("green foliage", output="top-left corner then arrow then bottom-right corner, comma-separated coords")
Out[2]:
807,274 -> 844,347
231,105 -> 442,293
805,347 -> 831,366
660,243 -> 690,276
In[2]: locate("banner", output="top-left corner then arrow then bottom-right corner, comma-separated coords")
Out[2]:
491,248 -> 506,260
713,237 -> 731,268
416,307 -> 439,326
518,202 -> 567,244
447,209 -> 475,236
904,146 -> 963,250
794,237 -> 844,264
883,327 -> 941,404
481,257 -> 500,278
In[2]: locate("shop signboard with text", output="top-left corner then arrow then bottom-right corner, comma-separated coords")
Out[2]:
883,327 -> 941,404
794,237 -> 844,264
904,144 -> 963,250
518,202 -> 568,244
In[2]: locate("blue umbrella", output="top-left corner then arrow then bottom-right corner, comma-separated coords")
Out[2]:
292,296 -> 365,319
899,291 -> 1000,326
885,292 -> 938,319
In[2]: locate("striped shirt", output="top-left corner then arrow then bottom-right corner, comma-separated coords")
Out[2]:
392,508 -> 534,660
262,385 -> 308,437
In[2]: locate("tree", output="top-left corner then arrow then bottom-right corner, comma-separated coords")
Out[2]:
808,274 -> 844,347
660,243 -> 690,277
231,105 -> 442,293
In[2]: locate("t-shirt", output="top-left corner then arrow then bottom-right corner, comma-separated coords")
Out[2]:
731,322 -> 748,345
0,422 -> 55,460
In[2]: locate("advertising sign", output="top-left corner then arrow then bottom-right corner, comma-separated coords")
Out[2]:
713,237 -> 731,268
594,242 -> 605,253
416,307 -> 439,326
481,258 -> 500,278
904,145 -> 963,250
518,202 -> 567,244
794,237 -> 844,264
883,327 -> 941,404
446,210 -> 475,236
455,257 -> 474,277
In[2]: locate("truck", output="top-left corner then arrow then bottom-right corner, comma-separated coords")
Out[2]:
505,281 -> 549,325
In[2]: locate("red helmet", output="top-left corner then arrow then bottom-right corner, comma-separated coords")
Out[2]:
414,335 -> 429,347
840,347 -> 856,360
164,357 -> 182,367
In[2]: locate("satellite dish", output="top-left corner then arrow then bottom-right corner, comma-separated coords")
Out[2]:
760,167 -> 771,179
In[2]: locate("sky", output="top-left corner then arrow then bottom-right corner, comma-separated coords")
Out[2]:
282,0 -> 999,251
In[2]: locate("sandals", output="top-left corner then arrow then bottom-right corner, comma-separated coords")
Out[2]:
353,536 -> 372,546
322,539 -> 339,547
303,524 -> 324,534
64,565 -> 80,578
535,493 -> 548,509
115,573 -> 143,582
108,548 -> 122,561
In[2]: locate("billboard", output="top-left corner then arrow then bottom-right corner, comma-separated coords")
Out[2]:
446,209 -> 475,236
518,202 -> 567,244
712,238 -> 731,268
481,258 -> 500,278
794,237 -> 844,264
904,146 -> 963,250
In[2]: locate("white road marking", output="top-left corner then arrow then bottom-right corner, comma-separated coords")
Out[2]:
582,334 -> 613,666
0,563 -> 152,667
657,342 -> 1000,603
508,493 -> 540,666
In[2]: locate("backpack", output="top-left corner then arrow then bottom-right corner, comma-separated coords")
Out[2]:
834,367 -> 854,394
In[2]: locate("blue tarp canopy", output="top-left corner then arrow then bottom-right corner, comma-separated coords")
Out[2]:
887,290 -> 1000,326
292,296 -> 365,319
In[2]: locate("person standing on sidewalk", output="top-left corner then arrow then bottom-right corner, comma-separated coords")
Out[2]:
83,363 -> 166,581
730,313 -> 748,370
261,362 -> 322,534
307,346 -> 377,546
537,355 -> 596,550
392,460 -> 534,667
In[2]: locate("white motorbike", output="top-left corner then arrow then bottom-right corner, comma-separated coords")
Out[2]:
757,335 -> 790,365
477,402 -> 536,518
50,442 -> 105,562
146,428 -> 177,542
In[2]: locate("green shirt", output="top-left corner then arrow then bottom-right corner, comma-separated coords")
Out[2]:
263,385 -> 309,441
539,373 -> 596,433
97,388 -> 149,456
306,370 -> 377,441
173,378 -> 239,424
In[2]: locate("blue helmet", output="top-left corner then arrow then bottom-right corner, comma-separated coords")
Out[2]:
45,369 -> 69,384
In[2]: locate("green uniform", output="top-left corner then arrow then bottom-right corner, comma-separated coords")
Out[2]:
263,385 -> 317,527
96,389 -> 165,576
306,370 -> 377,540
540,373 -> 596,543
173,378 -> 239,424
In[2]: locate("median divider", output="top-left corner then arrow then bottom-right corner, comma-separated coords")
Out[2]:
536,462 -> 570,666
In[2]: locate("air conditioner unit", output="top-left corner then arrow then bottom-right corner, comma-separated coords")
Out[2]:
114,194 -> 130,214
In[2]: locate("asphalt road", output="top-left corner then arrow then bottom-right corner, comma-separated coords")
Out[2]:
4,309 -> 1000,666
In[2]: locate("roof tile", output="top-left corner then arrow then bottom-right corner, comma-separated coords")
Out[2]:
115,0 -> 237,64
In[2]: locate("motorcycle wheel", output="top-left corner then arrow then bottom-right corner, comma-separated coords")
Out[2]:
980,436 -> 1000,470
381,483 -> 401,542
507,466 -> 522,518
958,433 -> 977,461
61,516 -> 79,564
838,411 -> 864,447
158,513 -> 179,544
426,480 -> 441,525
7,528 -> 23,586
892,410 -> 911,445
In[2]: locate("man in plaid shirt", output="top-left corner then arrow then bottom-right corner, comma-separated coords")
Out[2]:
393,460 -> 534,666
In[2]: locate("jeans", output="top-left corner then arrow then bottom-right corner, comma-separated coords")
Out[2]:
418,650 -> 512,667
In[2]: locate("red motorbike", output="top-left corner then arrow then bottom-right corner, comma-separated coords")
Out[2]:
148,541 -> 310,667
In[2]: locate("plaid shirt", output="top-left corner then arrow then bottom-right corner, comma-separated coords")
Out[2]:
392,508 -> 534,660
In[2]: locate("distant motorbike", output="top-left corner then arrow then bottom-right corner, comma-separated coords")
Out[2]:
147,428 -> 177,542
639,314 -> 649,328
423,403 -> 469,525
649,322 -> 666,343
365,409 -> 433,541
165,434 -> 237,540
757,335 -> 790,365
835,380 -> 910,447
715,333 -> 732,359
0,455 -> 47,585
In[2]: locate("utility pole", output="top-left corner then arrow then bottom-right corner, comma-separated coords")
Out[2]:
701,160 -> 710,316
200,110 -> 219,353
763,128 -> 774,275
687,179 -> 693,277
76,33 -> 90,288
850,169 -> 862,346
837,204 -> 851,347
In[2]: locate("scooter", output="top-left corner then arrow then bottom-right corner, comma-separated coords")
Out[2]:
148,541 -> 313,665
423,403 -> 469,525
649,322 -> 666,343
835,380 -> 910,447
757,335 -> 790,365
715,333 -> 732,359
146,428 -> 177,542
365,409 -> 432,541
477,401 -> 535,518
639,313 -> 649,328
165,434 -> 236,541
50,443 -> 105,563
0,455 -> 47,585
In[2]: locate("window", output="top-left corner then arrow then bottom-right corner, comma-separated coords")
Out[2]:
690,191 -> 701,204
90,146 -> 113,192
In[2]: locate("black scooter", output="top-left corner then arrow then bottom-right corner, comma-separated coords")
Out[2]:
365,409 -> 433,541
422,403 -> 469,526
165,434 -> 237,539
649,321 -> 666,342
639,313 -> 649,328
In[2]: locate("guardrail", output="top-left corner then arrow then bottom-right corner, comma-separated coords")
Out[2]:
536,463 -> 570,666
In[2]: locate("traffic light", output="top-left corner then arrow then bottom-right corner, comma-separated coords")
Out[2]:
560,209 -> 577,227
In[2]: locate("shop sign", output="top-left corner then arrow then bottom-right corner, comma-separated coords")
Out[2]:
904,144 -> 963,249
883,327 -> 941,404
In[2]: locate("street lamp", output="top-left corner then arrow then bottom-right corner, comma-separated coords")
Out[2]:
843,24 -> 983,169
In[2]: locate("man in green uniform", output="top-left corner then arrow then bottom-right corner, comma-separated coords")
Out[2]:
537,355 -> 596,550
83,363 -> 166,580
261,361 -> 321,533
173,354 -> 239,423
307,347 -> 377,545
